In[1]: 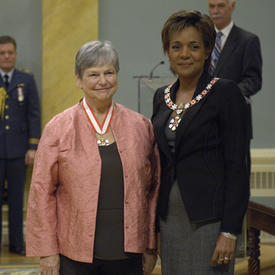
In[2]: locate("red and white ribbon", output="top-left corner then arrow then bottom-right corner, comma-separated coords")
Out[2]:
82,97 -> 114,135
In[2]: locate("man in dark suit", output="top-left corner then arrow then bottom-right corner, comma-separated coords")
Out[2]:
0,35 -> 41,255
208,0 -> 262,170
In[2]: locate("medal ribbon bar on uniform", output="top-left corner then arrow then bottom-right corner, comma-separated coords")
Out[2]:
82,97 -> 114,135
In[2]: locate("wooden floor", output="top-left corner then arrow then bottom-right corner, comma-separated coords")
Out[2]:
0,245 -> 38,265
0,245 -> 39,274
234,243 -> 275,275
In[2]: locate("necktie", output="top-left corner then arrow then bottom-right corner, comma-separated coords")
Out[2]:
209,32 -> 223,75
4,74 -> 9,88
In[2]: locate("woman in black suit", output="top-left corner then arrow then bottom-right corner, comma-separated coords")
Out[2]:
152,10 -> 250,275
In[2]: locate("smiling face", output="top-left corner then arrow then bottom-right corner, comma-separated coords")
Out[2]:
76,64 -> 118,105
0,43 -> 17,72
168,26 -> 210,80
208,0 -> 235,30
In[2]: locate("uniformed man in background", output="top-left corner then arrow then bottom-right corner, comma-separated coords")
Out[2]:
0,35 -> 41,255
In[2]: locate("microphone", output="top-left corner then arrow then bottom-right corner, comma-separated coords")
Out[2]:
149,61 -> 165,79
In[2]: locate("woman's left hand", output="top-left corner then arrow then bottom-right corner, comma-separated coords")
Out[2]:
211,234 -> 236,266
143,251 -> 158,274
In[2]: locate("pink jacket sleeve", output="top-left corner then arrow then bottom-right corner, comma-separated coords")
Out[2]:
26,119 -> 60,257
147,124 -> 161,250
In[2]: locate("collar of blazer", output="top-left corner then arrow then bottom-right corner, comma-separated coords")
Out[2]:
154,71 -> 215,160
175,72 -> 216,148
3,69 -> 25,92
7,69 -> 19,91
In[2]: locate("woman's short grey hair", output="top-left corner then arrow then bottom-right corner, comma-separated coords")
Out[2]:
75,40 -> 119,78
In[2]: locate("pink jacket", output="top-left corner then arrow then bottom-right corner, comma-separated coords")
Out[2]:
26,102 -> 160,263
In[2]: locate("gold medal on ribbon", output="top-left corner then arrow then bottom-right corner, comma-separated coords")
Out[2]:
82,97 -> 114,146
0,87 -> 8,119
17,83 -> 24,102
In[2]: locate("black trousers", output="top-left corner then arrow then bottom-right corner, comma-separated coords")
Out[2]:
0,158 -> 25,249
60,254 -> 143,275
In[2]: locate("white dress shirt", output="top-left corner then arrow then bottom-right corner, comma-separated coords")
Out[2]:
215,21 -> 234,50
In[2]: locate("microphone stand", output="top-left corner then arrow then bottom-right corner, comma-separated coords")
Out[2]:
149,61 -> 165,79
134,61 -> 165,113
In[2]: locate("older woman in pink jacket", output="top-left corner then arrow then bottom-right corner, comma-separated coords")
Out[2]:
26,40 -> 160,275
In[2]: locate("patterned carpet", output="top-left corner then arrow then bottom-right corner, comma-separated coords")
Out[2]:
0,263 -> 39,275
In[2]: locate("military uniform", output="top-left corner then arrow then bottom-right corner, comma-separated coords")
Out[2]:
0,68 -> 41,252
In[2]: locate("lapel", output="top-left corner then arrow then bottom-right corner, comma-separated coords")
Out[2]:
110,104 -> 128,153
175,72 -> 213,147
0,75 -> 4,88
155,106 -> 173,161
215,25 -> 239,74
153,81 -> 179,162
8,69 -> 22,92
0,69 -> 21,92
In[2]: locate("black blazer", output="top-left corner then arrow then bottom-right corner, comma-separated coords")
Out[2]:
213,25 -> 262,138
152,72 -> 250,235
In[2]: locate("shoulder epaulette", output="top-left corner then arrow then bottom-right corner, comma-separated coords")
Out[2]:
18,68 -> 32,74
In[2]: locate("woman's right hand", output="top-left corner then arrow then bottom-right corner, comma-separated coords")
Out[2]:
211,234 -> 236,266
40,255 -> 60,275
